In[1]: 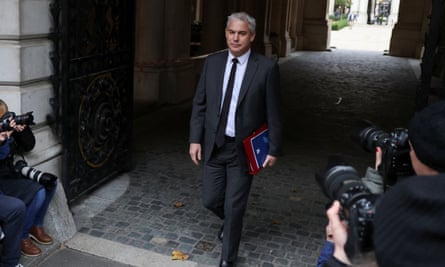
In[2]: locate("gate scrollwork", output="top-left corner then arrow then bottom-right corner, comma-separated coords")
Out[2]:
78,74 -> 122,168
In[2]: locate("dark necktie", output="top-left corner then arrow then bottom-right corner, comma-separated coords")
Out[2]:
215,58 -> 238,148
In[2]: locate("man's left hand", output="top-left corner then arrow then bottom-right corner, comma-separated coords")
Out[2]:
262,155 -> 277,168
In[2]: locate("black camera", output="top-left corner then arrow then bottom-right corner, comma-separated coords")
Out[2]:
353,120 -> 414,188
0,111 -> 35,132
316,156 -> 377,257
13,160 -> 57,190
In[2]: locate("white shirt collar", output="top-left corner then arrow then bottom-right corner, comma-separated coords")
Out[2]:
228,49 -> 250,65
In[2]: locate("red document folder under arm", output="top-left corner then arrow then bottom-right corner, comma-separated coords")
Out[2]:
243,124 -> 269,175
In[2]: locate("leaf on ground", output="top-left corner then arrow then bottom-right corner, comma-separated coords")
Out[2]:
272,219 -> 282,225
173,201 -> 185,208
172,250 -> 189,260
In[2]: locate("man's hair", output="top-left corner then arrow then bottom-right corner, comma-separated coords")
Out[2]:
0,99 -> 8,118
227,12 -> 256,33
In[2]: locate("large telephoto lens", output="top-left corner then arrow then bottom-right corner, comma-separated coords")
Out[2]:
315,155 -> 365,204
352,120 -> 390,152
315,156 -> 376,254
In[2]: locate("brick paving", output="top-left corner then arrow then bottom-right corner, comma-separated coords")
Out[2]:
75,45 -> 420,267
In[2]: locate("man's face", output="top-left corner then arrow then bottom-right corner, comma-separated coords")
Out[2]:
225,19 -> 256,57
0,104 -> 7,119
409,143 -> 422,175
409,141 -> 438,175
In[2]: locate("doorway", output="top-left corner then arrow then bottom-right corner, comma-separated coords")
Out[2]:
330,24 -> 393,52
329,0 -> 399,53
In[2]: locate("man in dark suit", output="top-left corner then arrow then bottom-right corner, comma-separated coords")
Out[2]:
189,11 -> 283,267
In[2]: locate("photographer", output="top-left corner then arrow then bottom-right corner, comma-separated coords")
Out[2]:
316,149 -> 383,267
321,100 -> 445,267
0,100 -> 56,257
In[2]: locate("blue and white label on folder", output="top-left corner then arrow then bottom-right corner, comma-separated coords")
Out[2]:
250,128 -> 269,168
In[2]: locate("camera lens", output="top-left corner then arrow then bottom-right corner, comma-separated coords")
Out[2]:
315,155 -> 363,201
315,155 -> 376,255
14,112 -> 34,126
352,120 -> 390,152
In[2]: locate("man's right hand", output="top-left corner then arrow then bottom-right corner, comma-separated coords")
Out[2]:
189,143 -> 202,166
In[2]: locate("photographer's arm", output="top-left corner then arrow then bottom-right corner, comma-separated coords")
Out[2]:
374,147 -> 382,170
10,121 -> 35,152
323,201 -> 351,267
361,147 -> 384,194
316,225 -> 334,267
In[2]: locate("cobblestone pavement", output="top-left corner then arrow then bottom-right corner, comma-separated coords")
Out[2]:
75,47 -> 420,267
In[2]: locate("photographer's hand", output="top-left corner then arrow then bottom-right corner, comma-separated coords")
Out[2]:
375,147 -> 382,170
9,119 -> 26,132
327,201 -> 351,265
0,132 -> 8,142
326,224 -> 333,242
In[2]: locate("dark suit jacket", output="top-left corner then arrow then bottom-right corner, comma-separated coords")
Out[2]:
190,50 -> 283,171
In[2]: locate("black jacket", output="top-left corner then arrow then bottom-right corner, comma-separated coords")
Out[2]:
0,127 -> 42,205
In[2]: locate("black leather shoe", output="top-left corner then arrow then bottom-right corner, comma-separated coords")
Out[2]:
219,259 -> 234,267
218,225 -> 224,242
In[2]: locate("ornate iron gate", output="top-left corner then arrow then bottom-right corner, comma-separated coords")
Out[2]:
51,0 -> 135,203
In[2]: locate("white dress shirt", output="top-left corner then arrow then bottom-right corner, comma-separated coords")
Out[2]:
221,49 -> 250,137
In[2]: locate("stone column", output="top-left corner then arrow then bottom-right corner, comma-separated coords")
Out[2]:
301,0 -> 330,51
389,0 -> 430,58
263,0 -> 274,57
134,0 -> 195,114
269,0 -> 292,57
289,0 -> 305,51
199,0 -> 227,54
0,0 -> 76,242
240,0 -> 269,56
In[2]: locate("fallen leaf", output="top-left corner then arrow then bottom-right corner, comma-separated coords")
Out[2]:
335,97 -> 343,104
171,250 -> 189,260
289,195 -> 302,202
173,201 -> 185,208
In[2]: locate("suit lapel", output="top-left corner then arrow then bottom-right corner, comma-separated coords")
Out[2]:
237,53 -> 258,105
216,51 -> 229,108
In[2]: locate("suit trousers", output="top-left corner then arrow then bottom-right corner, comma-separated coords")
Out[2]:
202,141 -> 253,262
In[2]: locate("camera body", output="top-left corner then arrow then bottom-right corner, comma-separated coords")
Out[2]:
0,111 -> 34,132
315,122 -> 416,257
354,121 -> 414,188
13,160 -> 57,190
316,156 -> 377,256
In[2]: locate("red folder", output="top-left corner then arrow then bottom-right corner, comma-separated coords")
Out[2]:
243,124 -> 269,175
